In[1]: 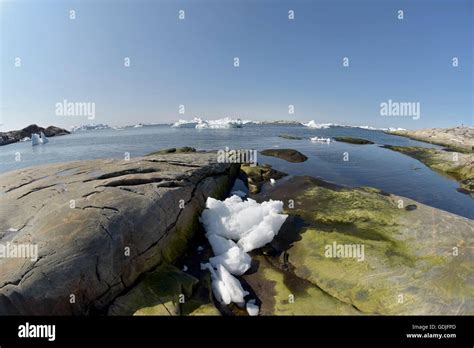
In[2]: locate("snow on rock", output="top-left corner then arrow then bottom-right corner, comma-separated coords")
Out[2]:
209,246 -> 251,275
200,194 -> 288,313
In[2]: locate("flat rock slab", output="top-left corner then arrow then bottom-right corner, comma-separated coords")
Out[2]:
0,153 -> 236,315
250,176 -> 474,315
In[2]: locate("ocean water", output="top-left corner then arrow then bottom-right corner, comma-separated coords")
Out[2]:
0,124 -> 472,219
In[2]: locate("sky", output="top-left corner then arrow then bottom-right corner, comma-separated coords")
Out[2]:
0,0 -> 473,130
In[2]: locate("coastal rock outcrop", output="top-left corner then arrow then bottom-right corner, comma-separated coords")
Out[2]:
0,152 -> 238,315
244,176 -> 474,315
0,124 -> 70,146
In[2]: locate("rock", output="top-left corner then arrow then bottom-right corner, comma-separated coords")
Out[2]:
0,124 -> 70,146
387,127 -> 474,153
240,164 -> 287,194
109,264 -> 198,316
382,145 -> 474,194
405,204 -> 417,211
334,136 -> 374,145
260,149 -> 308,163
147,147 -> 196,156
250,176 -> 474,315
278,134 -> 303,140
0,152 -> 238,315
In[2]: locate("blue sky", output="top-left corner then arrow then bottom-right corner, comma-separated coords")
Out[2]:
1,0 -> 472,130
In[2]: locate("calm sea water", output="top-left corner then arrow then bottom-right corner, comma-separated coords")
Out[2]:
0,124 -> 472,219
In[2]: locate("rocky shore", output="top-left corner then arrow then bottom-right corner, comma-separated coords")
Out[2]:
0,124 -> 70,146
0,152 -> 238,314
387,127 -> 473,152
0,149 -> 472,316
383,145 -> 474,195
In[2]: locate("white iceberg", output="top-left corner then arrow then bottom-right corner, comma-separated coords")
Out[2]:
171,117 -> 203,128
40,131 -> 49,144
31,133 -> 42,146
171,117 -> 250,129
303,120 -> 335,129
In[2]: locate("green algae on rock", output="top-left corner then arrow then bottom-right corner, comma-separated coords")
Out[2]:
382,145 -> 474,194
278,134 -> 304,140
260,149 -> 308,163
334,136 -> 374,145
251,176 -> 474,315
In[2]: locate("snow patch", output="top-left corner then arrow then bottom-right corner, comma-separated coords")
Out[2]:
200,195 -> 288,314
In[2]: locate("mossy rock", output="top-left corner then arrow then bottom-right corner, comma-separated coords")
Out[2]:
240,164 -> 287,193
253,176 -> 474,314
334,136 -> 374,145
109,264 -> 198,315
260,149 -> 308,163
147,147 -> 196,156
278,134 -> 303,140
382,145 -> 474,194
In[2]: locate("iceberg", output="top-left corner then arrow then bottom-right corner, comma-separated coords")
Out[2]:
200,194 -> 288,313
303,120 -> 335,129
40,131 -> 49,144
171,117 -> 251,129
171,117 -> 203,128
31,133 -> 42,146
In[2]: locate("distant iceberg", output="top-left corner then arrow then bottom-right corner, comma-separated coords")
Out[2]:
171,117 -> 203,128
70,123 -> 110,133
303,120 -> 405,132
303,120 -> 335,129
172,117 -> 254,129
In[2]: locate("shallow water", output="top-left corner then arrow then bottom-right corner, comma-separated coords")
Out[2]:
0,124 -> 472,219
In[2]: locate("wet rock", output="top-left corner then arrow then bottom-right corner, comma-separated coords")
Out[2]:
240,164 -> 287,194
334,136 -> 374,145
250,176 -> 474,315
278,134 -> 303,140
382,145 -> 474,194
260,149 -> 308,163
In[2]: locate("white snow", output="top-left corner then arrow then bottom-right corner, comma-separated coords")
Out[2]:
207,234 -> 237,256
270,178 -> 276,186
209,246 -> 251,275
246,300 -> 260,316
230,190 -> 247,198
199,194 -> 288,313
